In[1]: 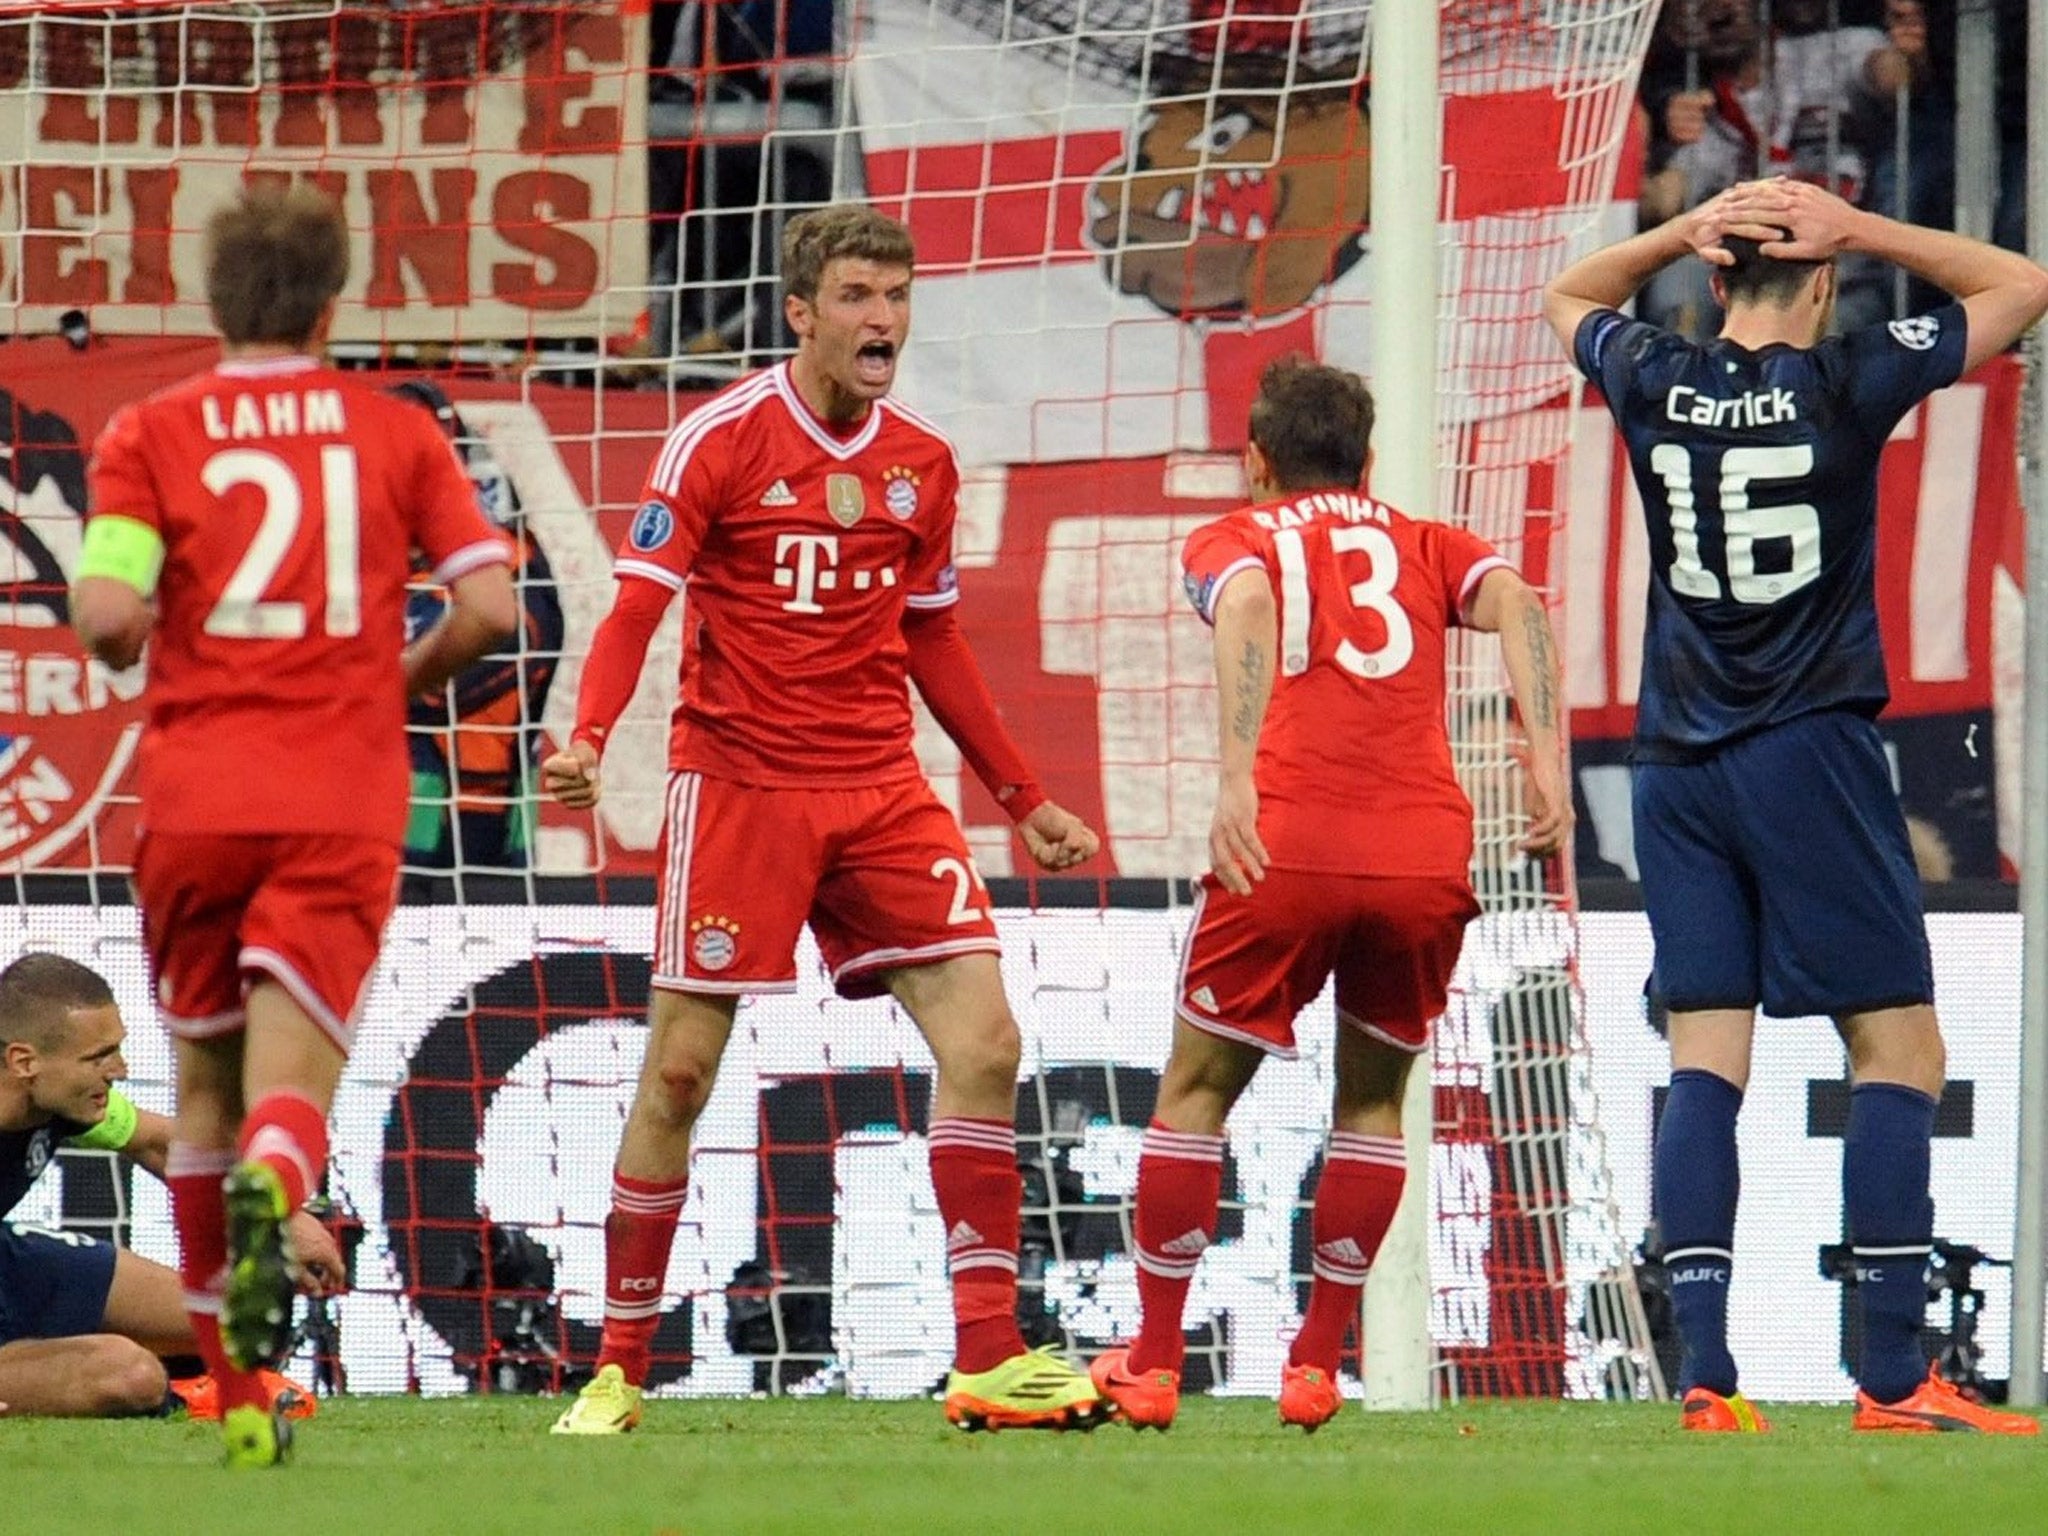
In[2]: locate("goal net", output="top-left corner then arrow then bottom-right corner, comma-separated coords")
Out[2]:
1,0 -> 1660,1400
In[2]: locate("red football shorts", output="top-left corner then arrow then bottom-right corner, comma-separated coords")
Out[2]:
653,771 -> 1000,999
1177,869 -> 1480,1057
133,831 -> 400,1054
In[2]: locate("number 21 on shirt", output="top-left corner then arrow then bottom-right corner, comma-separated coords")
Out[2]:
1271,525 -> 1414,679
200,445 -> 362,640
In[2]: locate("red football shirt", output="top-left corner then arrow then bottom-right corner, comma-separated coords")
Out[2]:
618,362 -> 963,786
1181,490 -> 1509,877
87,357 -> 509,844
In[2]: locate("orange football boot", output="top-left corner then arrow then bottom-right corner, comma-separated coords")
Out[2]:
1854,1367 -> 2041,1435
1089,1346 -> 1180,1430
169,1369 -> 318,1422
1680,1387 -> 1770,1432
1278,1363 -> 1343,1432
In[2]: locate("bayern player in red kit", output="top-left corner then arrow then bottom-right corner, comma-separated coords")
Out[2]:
543,205 -> 1107,1433
1089,359 -> 1570,1431
70,186 -> 516,1466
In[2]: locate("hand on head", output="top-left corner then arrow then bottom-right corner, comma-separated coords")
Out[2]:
1682,178 -> 1798,266
1687,177 -> 1858,267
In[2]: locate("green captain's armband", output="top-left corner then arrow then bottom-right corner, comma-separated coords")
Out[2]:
76,515 -> 166,596
67,1087 -> 140,1151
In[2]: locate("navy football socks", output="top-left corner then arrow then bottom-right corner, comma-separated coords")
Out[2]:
1653,1068 -> 1743,1396
1844,1081 -> 1938,1405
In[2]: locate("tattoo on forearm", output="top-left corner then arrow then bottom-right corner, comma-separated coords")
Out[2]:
1520,600 -> 1558,731
1231,640 -> 1269,744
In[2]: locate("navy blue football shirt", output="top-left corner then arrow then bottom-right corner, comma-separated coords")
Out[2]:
1574,302 -> 1967,762
0,1116 -> 87,1220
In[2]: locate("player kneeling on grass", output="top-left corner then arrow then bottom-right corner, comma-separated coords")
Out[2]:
542,203 -> 1108,1435
1088,358 -> 1571,1432
0,955 -> 338,1421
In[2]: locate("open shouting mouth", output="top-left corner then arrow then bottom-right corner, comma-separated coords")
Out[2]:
854,339 -> 897,388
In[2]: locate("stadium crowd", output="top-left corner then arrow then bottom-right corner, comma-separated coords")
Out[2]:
627,1 -> 2034,364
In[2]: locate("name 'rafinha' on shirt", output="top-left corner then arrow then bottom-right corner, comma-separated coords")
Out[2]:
1248,492 -> 1392,532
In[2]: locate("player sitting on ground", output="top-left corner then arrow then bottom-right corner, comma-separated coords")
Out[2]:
0,953 -> 336,1420
1088,357 -> 1570,1431
1543,176 -> 2048,1435
542,203 -> 1107,1435
72,185 -> 516,1465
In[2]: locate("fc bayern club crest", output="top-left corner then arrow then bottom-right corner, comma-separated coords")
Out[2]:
881,465 -> 921,521
689,915 -> 740,972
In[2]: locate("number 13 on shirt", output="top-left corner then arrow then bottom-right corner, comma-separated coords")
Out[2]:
1271,524 -> 1415,680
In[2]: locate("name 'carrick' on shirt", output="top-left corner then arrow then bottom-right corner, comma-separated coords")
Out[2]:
1181,490 -> 1508,878
616,363 -> 965,786
1573,303 -> 1967,762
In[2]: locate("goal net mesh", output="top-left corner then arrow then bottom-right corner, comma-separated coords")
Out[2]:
0,0 -> 1660,1400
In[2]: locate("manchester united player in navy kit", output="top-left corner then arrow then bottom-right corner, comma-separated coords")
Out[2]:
1544,177 -> 2048,1434
0,953 -> 339,1420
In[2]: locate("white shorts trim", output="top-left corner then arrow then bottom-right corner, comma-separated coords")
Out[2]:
654,772 -> 703,982
830,935 -> 1001,985
1337,1007 -> 1428,1056
651,973 -> 797,996
163,1007 -> 248,1041
240,947 -> 353,1053
1174,1005 -> 1297,1061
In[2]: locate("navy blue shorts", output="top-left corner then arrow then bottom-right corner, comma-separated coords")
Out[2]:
1633,711 -> 1934,1018
0,1222 -> 119,1344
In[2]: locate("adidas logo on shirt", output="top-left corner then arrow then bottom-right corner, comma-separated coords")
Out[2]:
1189,986 -> 1218,1012
759,478 -> 797,507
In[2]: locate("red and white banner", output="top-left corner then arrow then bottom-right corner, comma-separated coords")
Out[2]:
0,4 -> 645,343
846,0 -> 1647,465
0,343 -> 2023,880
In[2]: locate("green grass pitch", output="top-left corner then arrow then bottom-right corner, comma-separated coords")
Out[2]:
12,1397 -> 2048,1534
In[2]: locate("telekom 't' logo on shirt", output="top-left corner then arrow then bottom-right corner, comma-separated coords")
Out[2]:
772,533 -> 900,615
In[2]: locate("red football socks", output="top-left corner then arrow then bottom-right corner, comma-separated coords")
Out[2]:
168,1142 -> 267,1414
596,1171 -> 689,1385
1290,1132 -> 1407,1372
928,1117 -> 1028,1374
238,1090 -> 329,1212
1130,1121 -> 1225,1376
